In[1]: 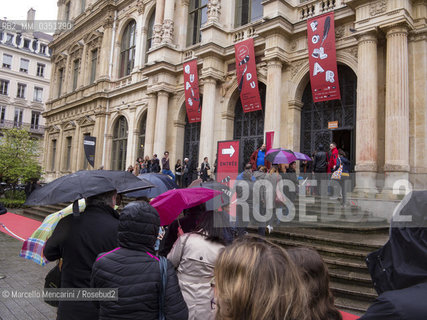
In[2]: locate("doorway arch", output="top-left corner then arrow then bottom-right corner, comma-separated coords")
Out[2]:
233,82 -> 266,171
300,65 -> 357,169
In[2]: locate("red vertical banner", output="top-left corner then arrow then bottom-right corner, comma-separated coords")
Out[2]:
307,12 -> 341,102
183,59 -> 201,123
234,38 -> 262,113
216,140 -> 240,183
265,131 -> 274,151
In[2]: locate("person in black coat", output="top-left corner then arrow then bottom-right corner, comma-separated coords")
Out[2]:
91,201 -> 188,320
44,190 -> 120,320
360,190 -> 427,320
312,144 -> 328,196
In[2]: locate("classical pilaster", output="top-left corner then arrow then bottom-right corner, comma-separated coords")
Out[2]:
153,0 -> 165,46
383,25 -> 410,193
133,15 -> 144,71
78,44 -> 88,88
287,100 -> 303,152
71,122 -> 80,171
56,128 -> 64,174
153,91 -> 169,155
144,94 -> 157,157
264,59 -> 283,148
99,19 -> 113,79
354,31 -> 379,194
162,0 -> 175,44
127,106 -> 138,167
199,77 -> 217,164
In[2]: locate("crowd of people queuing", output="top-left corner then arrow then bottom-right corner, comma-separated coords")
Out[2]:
42,187 -> 427,320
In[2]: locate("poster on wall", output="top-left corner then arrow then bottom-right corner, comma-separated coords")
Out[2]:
183,59 -> 201,123
234,38 -> 262,113
307,12 -> 341,102
83,136 -> 96,168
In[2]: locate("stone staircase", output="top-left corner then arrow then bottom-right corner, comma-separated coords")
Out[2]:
257,196 -> 389,316
22,203 -> 70,221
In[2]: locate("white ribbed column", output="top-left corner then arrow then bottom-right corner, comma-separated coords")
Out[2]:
162,0 -> 175,44
383,25 -> 410,192
153,91 -> 169,155
354,31 -> 379,194
264,59 -> 283,148
144,93 -> 157,157
153,0 -> 165,46
199,77 -> 217,164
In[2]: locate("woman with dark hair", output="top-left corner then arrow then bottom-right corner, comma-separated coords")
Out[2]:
332,149 -> 351,207
175,159 -> 183,187
287,247 -> 358,320
167,210 -> 228,320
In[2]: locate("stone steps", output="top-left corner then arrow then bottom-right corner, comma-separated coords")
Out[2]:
22,203 -> 69,221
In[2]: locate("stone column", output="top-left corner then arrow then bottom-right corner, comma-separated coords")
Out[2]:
144,94 -> 157,157
71,123 -> 80,171
383,25 -> 410,193
162,0 -> 175,44
153,0 -> 165,46
99,20 -> 113,79
56,128 -> 64,174
287,100 -> 303,152
133,15 -> 144,71
264,59 -> 283,148
127,106 -> 138,168
354,31 -> 379,194
199,77 -> 217,164
153,91 -> 169,155
78,45 -> 88,88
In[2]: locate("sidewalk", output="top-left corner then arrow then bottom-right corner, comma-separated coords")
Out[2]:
0,232 -> 57,319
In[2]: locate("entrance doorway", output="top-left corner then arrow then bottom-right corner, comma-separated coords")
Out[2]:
300,65 -> 357,171
233,82 -> 266,172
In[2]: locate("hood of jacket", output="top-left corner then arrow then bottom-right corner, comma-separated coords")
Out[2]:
118,201 -> 160,252
366,190 -> 427,294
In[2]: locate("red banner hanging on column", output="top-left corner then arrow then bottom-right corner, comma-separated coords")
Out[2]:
183,59 -> 201,123
307,12 -> 341,102
234,38 -> 262,113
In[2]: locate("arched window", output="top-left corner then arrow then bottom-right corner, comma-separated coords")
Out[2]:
119,20 -> 136,78
137,112 -> 147,158
145,11 -> 155,62
235,0 -> 263,27
187,0 -> 208,46
112,116 -> 128,170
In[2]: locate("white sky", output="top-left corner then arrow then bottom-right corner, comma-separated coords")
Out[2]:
2,0 -> 58,21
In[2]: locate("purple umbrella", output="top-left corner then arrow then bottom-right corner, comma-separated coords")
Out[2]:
294,152 -> 312,161
265,148 -> 297,164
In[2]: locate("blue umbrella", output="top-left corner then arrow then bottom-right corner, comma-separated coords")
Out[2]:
125,173 -> 178,199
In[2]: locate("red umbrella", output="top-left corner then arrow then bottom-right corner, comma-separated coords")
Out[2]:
150,188 -> 222,226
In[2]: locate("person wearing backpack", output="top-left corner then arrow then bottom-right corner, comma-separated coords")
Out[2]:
91,201 -> 188,320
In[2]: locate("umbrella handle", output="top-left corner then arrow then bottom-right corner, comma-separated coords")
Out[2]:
177,218 -> 181,228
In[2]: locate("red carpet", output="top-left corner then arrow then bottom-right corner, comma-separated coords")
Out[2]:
0,212 -> 41,241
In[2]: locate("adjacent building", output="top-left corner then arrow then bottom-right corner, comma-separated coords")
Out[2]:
0,9 -> 52,161
43,0 -> 426,195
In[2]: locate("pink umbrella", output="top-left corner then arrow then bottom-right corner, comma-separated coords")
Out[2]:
150,188 -> 222,226
294,152 -> 312,161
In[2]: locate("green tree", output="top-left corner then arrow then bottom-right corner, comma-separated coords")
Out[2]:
0,128 -> 42,190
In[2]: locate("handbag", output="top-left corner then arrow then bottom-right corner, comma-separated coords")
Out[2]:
331,157 -> 343,180
158,256 -> 168,320
44,260 -> 62,307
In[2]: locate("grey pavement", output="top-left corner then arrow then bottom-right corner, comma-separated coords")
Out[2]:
0,232 -> 57,320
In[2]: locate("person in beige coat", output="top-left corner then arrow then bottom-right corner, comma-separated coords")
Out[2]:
167,210 -> 228,320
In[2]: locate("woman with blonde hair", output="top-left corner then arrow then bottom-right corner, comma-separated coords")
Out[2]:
214,236 -> 308,320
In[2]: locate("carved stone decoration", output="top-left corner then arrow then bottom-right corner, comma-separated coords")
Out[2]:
137,0 -> 145,15
153,24 -> 163,45
343,46 -> 358,59
290,40 -> 297,51
221,75 -> 235,97
369,0 -> 387,16
289,60 -> 306,79
207,0 -> 221,24
335,25 -> 345,39
162,19 -> 174,44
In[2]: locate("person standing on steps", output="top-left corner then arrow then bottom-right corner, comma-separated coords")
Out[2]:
162,151 -> 175,180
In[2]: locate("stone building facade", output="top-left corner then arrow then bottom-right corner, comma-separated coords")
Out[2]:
44,0 -> 426,195
0,9 -> 52,162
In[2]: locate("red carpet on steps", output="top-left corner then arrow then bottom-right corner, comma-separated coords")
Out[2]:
0,212 -> 41,241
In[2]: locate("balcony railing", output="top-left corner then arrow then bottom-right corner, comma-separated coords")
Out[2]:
0,120 -> 45,134
299,0 -> 345,20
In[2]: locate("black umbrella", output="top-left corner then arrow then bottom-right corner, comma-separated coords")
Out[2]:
125,173 -> 178,199
24,170 -> 154,206
189,181 -> 231,211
